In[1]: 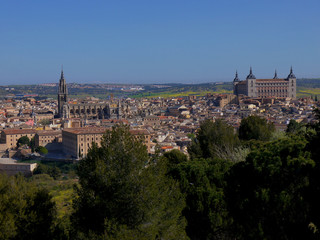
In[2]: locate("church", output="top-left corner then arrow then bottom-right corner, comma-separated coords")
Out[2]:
233,67 -> 296,99
57,70 -> 121,119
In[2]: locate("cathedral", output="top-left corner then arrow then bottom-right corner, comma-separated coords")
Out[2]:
233,67 -> 296,99
57,70 -> 121,119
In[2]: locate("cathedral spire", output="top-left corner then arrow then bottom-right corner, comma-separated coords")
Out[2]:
60,65 -> 64,79
273,69 -> 278,79
58,68 -> 68,118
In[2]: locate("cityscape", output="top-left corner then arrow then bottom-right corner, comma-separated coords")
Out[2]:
1,1 -> 320,239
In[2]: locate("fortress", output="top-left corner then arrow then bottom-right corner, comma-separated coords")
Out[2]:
233,67 -> 296,99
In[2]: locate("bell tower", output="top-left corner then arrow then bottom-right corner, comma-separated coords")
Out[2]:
58,68 -> 68,118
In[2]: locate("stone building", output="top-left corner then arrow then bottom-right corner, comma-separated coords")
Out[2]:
233,67 -> 296,99
57,70 -> 121,119
62,127 -> 151,158
0,158 -> 37,176
0,129 -> 37,149
34,130 -> 62,150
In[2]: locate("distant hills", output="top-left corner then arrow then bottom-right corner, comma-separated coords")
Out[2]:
1,78 -> 320,99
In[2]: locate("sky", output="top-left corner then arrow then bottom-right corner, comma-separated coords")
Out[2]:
0,0 -> 319,85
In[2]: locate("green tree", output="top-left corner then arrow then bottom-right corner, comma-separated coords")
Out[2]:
286,119 -> 305,135
188,119 -> 240,159
0,174 -> 58,240
163,149 -> 188,170
17,136 -> 30,148
29,137 -> 35,152
238,115 -> 275,141
71,125 -> 187,239
225,137 -> 317,239
33,163 -> 61,180
169,158 -> 233,239
35,146 -> 48,155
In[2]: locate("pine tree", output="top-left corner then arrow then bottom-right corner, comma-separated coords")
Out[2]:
71,125 -> 187,239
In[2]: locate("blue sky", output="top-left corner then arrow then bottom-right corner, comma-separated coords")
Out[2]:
0,0 -> 319,84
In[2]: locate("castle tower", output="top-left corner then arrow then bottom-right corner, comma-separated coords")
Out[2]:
287,66 -> 296,99
58,68 -> 68,118
273,70 -> 278,79
246,67 -> 256,97
233,70 -> 240,95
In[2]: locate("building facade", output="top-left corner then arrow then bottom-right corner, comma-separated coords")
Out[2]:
0,129 -> 37,149
57,70 -> 121,119
62,127 -> 151,158
233,67 -> 296,99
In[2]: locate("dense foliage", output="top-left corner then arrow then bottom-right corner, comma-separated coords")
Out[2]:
0,174 -> 58,240
239,115 -> 275,141
3,112 -> 320,239
71,125 -> 187,239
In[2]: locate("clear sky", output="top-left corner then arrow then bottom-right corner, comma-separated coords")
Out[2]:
0,0 -> 319,84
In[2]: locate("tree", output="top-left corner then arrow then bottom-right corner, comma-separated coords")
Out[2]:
225,137 -> 317,239
188,119 -> 240,159
238,115 -> 275,141
35,146 -> 48,155
29,137 -> 35,152
17,136 -> 30,148
0,174 -> 58,239
163,149 -> 187,169
169,158 -> 233,239
33,163 -> 61,180
286,119 -> 305,135
71,125 -> 187,239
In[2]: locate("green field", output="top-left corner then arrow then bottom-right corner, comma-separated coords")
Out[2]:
297,87 -> 320,98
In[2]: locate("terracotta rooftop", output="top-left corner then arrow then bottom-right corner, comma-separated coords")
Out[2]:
2,129 -> 37,135
256,79 -> 287,82
36,130 -> 62,136
62,127 -> 108,135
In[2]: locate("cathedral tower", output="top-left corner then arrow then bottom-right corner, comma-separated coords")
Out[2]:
58,69 -> 68,118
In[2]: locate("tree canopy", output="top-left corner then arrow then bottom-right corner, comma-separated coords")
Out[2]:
17,136 -> 30,148
71,125 -> 187,239
238,115 -> 275,141
225,137 -> 317,239
188,119 -> 240,159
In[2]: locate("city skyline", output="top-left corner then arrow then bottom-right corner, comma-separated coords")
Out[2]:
1,0 -> 319,84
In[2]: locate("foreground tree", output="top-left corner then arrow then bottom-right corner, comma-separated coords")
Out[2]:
71,125 -> 187,239
225,137 -> 317,239
238,115 -> 275,141
0,174 -> 58,240
168,158 -> 233,240
188,119 -> 240,160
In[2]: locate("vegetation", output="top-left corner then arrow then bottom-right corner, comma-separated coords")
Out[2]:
35,146 -> 49,155
0,174 -> 58,240
239,115 -> 275,141
17,136 -> 30,148
188,119 -> 240,160
3,112 -> 320,239
71,125 -> 187,239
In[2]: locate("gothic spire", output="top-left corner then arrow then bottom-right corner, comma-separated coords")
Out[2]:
273,69 -> 278,79
60,65 -> 64,80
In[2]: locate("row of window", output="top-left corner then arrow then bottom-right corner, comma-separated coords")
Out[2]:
256,83 -> 288,86
258,89 -> 288,93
